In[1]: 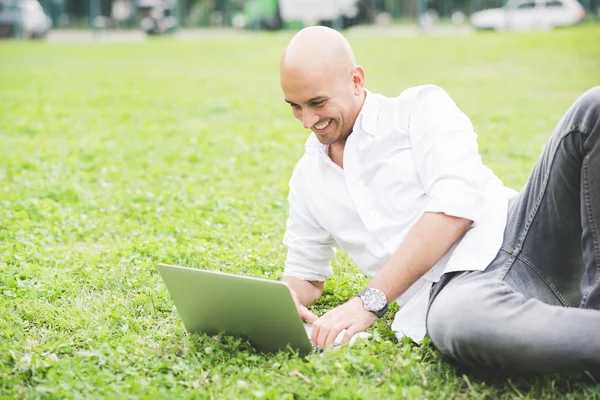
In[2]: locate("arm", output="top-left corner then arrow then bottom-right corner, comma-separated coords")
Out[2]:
280,276 -> 324,307
368,212 -> 472,302
311,212 -> 471,348
373,85 -> 485,301
281,276 -> 324,323
281,161 -> 336,322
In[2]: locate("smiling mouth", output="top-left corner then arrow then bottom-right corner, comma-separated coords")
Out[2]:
313,118 -> 332,131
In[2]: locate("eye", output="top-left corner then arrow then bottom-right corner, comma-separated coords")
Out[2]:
310,101 -> 326,108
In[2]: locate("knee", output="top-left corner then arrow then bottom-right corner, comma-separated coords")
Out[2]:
567,87 -> 600,133
427,285 -> 485,356
579,86 -> 600,104
426,281 -> 512,367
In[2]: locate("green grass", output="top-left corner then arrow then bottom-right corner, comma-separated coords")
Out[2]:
1,24 -> 600,399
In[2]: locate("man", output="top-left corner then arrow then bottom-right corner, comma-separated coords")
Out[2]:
278,26 -> 600,378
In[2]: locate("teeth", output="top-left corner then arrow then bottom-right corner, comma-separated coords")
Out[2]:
314,119 -> 331,130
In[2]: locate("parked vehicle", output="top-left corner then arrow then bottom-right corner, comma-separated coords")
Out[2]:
279,0 -> 360,28
235,0 -> 372,31
0,0 -> 52,39
471,0 -> 586,31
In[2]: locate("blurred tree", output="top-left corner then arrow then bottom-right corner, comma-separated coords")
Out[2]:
40,0 -> 67,27
184,0 -> 217,26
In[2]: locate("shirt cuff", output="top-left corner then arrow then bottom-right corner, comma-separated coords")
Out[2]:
421,178 -> 485,225
283,248 -> 333,282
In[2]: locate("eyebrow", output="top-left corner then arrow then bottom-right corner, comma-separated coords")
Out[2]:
285,96 -> 328,105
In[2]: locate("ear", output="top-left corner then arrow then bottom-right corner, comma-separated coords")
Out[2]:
350,65 -> 365,95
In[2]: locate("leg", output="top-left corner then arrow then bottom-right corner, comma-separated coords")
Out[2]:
427,262 -> 600,372
427,87 -> 600,373
504,86 -> 600,309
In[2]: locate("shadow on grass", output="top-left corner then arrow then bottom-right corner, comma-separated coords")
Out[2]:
437,353 -> 597,396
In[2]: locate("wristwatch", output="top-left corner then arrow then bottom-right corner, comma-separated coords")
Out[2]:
358,288 -> 388,318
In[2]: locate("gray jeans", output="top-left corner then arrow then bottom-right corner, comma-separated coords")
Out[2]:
426,87 -> 600,374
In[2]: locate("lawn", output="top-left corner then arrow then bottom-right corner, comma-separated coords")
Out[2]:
1,23 -> 600,399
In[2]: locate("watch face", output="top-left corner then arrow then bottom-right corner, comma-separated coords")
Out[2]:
363,289 -> 387,311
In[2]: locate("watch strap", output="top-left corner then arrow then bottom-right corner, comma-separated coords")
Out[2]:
358,288 -> 388,318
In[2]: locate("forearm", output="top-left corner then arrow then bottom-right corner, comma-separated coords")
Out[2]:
281,276 -> 324,307
369,212 -> 473,302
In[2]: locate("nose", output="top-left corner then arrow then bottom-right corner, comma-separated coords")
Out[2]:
301,112 -> 319,129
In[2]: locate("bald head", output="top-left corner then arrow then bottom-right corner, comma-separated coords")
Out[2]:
279,27 -> 366,147
281,26 -> 357,76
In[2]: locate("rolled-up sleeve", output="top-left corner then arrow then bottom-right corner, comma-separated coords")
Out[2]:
409,85 -> 487,225
283,168 -> 335,282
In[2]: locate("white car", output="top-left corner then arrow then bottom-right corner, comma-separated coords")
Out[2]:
0,0 -> 52,38
471,0 -> 586,31
278,0 -> 359,25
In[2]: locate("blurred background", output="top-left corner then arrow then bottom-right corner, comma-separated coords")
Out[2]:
0,0 -> 597,40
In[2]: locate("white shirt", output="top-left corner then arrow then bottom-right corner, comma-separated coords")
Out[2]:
282,85 -> 517,344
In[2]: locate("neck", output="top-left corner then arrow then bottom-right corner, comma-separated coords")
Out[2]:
346,89 -> 367,138
327,90 -> 366,169
356,89 -> 367,116
337,91 -> 366,142
328,141 -> 346,168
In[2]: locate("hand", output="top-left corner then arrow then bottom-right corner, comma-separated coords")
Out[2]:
310,297 -> 377,350
286,285 -> 319,323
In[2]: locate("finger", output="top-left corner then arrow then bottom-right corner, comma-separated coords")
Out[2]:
341,326 -> 360,345
311,315 -> 333,348
316,321 -> 332,350
317,317 -> 343,350
310,318 -> 323,346
325,322 -> 350,350
300,306 -> 319,324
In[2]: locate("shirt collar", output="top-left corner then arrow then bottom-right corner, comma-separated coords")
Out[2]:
304,133 -> 322,155
304,88 -> 379,154
356,88 -> 379,136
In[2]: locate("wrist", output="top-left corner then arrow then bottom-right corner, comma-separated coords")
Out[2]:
358,287 -> 389,318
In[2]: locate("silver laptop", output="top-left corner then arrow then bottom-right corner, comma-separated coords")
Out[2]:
157,263 -> 314,355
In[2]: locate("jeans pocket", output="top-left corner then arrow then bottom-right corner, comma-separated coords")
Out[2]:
503,256 -> 568,306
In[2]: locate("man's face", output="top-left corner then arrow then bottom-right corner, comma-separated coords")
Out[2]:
280,65 -> 362,145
